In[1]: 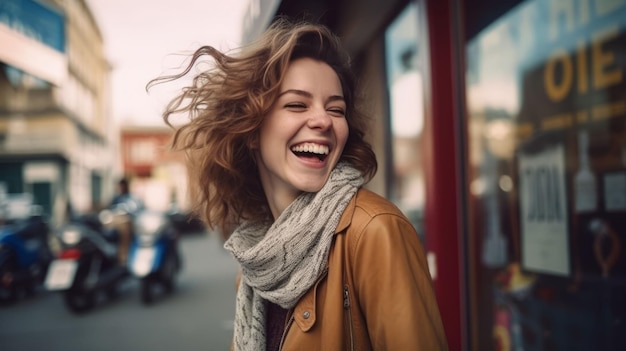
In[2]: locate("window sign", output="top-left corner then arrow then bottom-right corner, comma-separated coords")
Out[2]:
518,144 -> 569,276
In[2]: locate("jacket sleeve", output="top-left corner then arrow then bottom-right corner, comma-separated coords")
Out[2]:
351,212 -> 448,350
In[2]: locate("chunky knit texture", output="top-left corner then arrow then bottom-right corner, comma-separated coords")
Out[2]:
223,162 -> 364,351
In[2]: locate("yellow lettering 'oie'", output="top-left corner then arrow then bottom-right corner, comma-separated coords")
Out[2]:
592,26 -> 623,89
545,49 -> 573,101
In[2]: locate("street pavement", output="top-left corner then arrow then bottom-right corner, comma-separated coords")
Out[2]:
0,231 -> 239,351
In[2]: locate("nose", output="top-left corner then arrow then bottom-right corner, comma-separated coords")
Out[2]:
307,106 -> 332,130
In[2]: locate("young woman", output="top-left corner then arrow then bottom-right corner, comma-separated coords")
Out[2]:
149,19 -> 448,351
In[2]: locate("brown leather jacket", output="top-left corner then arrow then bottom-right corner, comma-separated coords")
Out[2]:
236,188 -> 449,351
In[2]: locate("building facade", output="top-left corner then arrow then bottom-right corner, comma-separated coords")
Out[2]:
0,0 -> 118,227
119,126 -> 188,213
244,0 -> 626,350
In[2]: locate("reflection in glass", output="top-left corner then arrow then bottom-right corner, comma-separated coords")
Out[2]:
465,0 -> 626,350
385,2 -> 425,238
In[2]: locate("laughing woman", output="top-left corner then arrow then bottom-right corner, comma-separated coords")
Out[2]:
149,19 -> 448,351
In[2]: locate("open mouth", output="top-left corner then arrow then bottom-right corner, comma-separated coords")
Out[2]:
291,142 -> 329,162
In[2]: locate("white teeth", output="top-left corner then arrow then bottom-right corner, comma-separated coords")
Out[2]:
291,143 -> 329,155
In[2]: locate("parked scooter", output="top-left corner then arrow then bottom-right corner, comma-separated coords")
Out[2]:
0,201 -> 52,304
44,207 -> 130,313
127,209 -> 181,305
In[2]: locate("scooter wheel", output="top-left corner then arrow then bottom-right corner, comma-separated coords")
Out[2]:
162,252 -> 178,294
140,278 -> 154,305
0,256 -> 18,304
63,289 -> 96,313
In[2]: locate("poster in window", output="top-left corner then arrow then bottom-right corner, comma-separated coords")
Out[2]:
518,144 -> 570,276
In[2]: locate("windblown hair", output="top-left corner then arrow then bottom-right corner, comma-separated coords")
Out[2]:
147,18 -> 377,232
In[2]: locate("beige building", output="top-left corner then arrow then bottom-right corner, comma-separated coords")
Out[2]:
0,0 -> 118,227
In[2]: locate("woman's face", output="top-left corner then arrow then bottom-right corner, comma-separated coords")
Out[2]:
255,57 -> 349,215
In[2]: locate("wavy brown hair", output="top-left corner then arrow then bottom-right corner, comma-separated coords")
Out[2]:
147,18 -> 377,232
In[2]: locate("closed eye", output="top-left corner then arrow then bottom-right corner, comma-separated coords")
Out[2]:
327,107 -> 346,117
285,103 -> 307,111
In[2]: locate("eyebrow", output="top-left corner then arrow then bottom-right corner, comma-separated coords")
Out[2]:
278,89 -> 345,103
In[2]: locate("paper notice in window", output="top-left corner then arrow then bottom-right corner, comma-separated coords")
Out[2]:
518,144 -> 570,276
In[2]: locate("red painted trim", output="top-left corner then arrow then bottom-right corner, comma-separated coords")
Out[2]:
421,0 -> 464,350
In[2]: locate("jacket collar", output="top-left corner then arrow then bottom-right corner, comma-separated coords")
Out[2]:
335,189 -> 358,235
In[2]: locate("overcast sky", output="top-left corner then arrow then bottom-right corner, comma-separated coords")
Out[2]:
85,0 -> 250,126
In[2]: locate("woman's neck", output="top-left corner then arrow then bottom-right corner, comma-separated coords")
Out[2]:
265,187 -> 302,220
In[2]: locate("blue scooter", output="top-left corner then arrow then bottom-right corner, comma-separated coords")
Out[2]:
127,209 -> 181,305
0,202 -> 52,304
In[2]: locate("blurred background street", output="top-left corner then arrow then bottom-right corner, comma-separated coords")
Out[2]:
0,231 -> 238,351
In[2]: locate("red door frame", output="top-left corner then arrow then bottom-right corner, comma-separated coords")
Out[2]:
420,0 -> 466,349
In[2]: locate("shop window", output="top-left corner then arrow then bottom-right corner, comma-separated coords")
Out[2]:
465,0 -> 626,350
385,2 -> 426,239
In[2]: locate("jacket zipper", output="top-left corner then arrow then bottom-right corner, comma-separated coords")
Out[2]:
344,284 -> 355,351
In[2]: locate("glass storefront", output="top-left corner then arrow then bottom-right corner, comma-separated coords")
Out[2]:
465,0 -> 626,349
385,2 -> 427,239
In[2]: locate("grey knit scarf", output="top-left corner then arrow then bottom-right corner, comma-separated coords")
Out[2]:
223,162 -> 364,351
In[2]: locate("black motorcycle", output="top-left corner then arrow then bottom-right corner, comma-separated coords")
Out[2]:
44,209 -> 129,313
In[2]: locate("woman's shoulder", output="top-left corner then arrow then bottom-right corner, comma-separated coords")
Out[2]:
336,188 -> 417,241
352,188 -> 406,218
336,188 -> 417,239
339,188 -> 424,265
